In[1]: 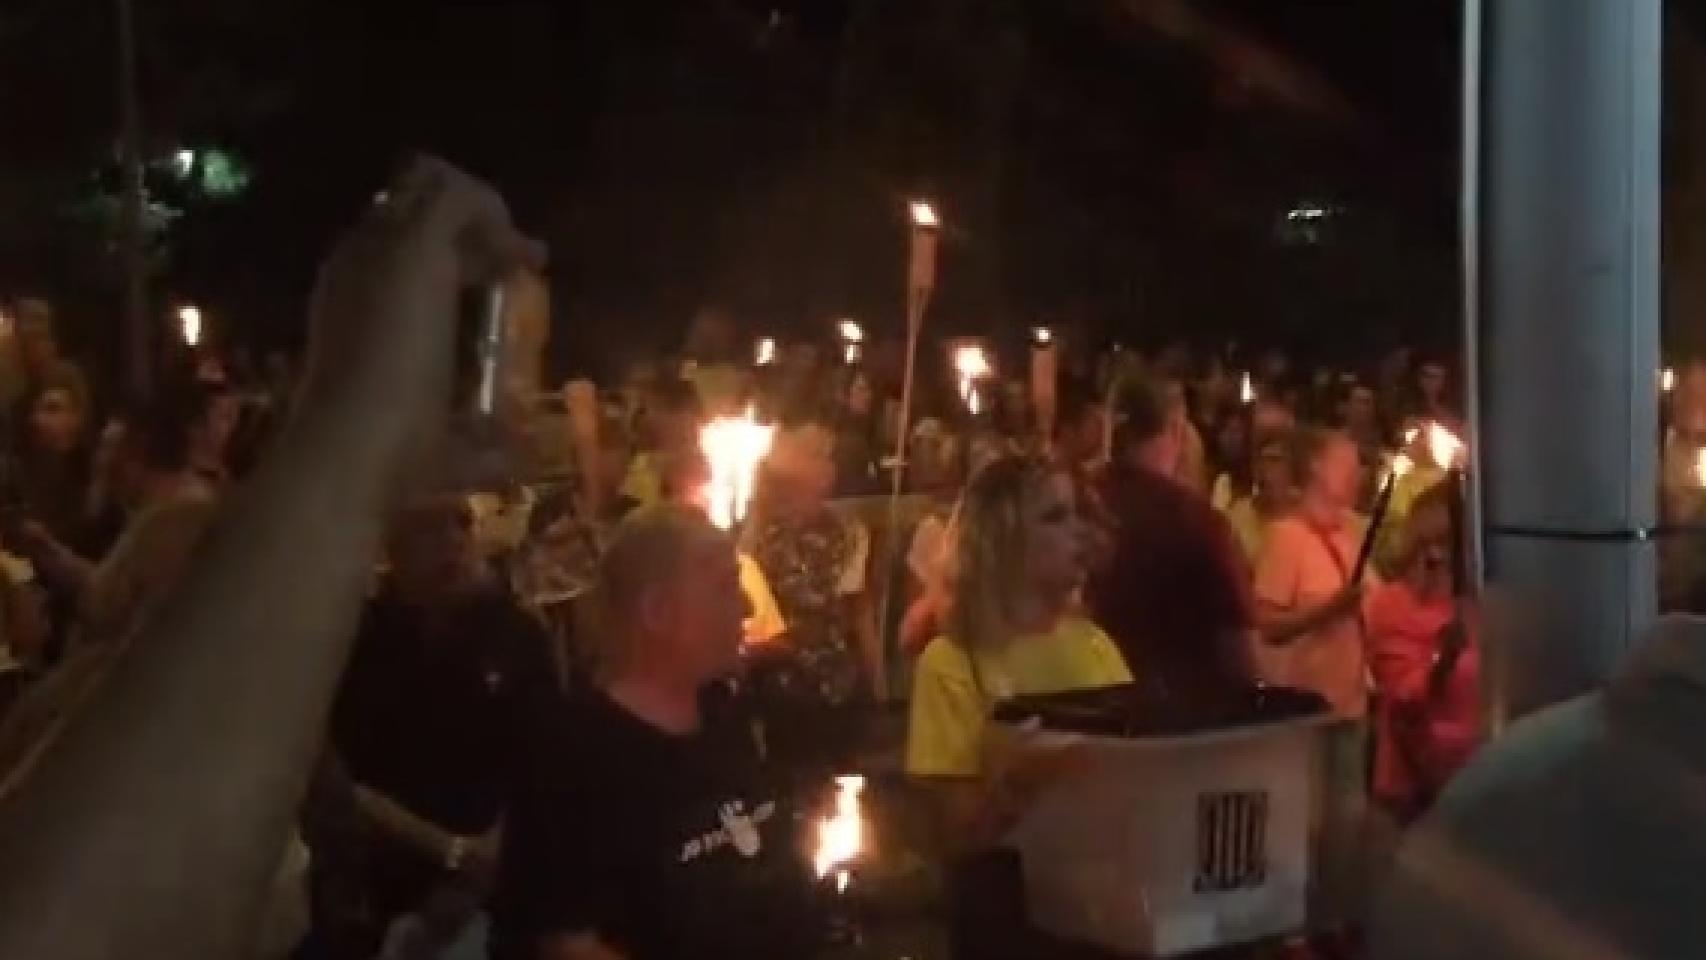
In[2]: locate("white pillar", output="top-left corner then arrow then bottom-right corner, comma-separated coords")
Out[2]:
1477,0 -> 1663,720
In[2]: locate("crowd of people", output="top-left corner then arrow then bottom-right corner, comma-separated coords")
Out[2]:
0,161 -> 1559,960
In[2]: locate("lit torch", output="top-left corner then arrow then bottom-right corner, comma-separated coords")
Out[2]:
1031,326 -> 1057,440
838,320 -> 864,365
755,337 -> 777,367
1352,432 -> 1421,583
891,199 -> 940,486
954,343 -> 993,416
1426,421 -> 1466,470
699,406 -> 775,531
1663,367 -> 1677,394
814,774 -> 867,895
177,305 -> 203,348
1240,371 -> 1256,405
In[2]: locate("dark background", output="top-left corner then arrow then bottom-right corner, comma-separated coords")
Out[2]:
11,0 -> 1678,389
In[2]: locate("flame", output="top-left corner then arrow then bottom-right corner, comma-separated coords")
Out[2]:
838,320 -> 864,343
1663,367 -> 1677,394
814,774 -> 867,886
1033,326 -> 1053,346
954,344 -> 992,414
1389,452 -> 1415,482
178,305 -> 203,347
909,200 -> 939,228
755,337 -> 776,366
1239,372 -> 1255,405
954,344 -> 992,379
699,406 -> 775,530
1426,421 -> 1465,470
843,342 -> 862,365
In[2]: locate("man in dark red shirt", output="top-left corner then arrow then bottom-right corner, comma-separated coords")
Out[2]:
1086,375 -> 1254,702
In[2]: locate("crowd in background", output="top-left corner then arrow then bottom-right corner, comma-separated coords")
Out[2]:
0,284 -> 1544,959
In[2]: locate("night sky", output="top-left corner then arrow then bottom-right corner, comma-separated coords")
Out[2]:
1,1 -> 1480,383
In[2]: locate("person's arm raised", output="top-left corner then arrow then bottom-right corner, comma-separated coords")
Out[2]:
0,158 -> 541,960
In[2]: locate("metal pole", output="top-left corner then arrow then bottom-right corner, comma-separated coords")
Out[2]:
1478,0 -> 1662,718
1460,0 -> 1500,734
116,0 -> 151,400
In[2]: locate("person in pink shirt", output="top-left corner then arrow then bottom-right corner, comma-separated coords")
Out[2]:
1366,480 -> 1480,822
1252,428 -> 1370,718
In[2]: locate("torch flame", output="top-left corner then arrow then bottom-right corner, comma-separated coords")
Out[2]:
814,774 -> 867,887
1033,326 -> 1053,346
1239,372 -> 1255,405
699,406 -> 775,530
1663,367 -> 1677,394
838,320 -> 864,343
178,305 -> 203,347
755,337 -> 776,366
954,344 -> 992,415
1389,452 -> 1415,482
1426,422 -> 1465,470
909,200 -> 939,229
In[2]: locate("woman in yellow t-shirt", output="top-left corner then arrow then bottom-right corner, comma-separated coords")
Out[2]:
905,455 -> 1131,859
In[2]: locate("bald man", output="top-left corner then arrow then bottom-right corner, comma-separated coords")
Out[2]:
491,506 -> 819,960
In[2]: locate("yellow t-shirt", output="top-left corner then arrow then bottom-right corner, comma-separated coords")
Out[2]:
906,616 -> 1131,779
1223,496 -> 1268,565
619,452 -> 662,509
738,552 -> 786,645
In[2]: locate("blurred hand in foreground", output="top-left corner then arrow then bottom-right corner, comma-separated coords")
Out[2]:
300,157 -> 543,474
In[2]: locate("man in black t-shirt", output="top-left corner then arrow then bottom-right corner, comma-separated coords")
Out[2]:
308,495 -> 559,959
492,504 -> 819,960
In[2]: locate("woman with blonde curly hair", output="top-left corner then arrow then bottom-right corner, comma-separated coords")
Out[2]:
1366,479 -> 1481,821
906,455 -> 1130,958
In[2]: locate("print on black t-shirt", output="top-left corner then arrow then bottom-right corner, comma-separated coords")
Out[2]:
492,683 -> 822,960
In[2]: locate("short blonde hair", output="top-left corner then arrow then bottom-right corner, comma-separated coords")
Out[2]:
592,503 -> 723,676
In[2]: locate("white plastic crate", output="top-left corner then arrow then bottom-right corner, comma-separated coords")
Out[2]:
1005,715 -> 1330,957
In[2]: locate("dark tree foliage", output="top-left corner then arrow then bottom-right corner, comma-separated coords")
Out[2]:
0,0 -> 1489,381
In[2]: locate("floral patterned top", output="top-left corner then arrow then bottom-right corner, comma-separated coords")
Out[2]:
747,506 -> 869,704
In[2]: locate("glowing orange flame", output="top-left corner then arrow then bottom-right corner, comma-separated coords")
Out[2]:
955,344 -> 992,414
699,406 -> 775,530
1427,422 -> 1465,470
814,774 -> 867,892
